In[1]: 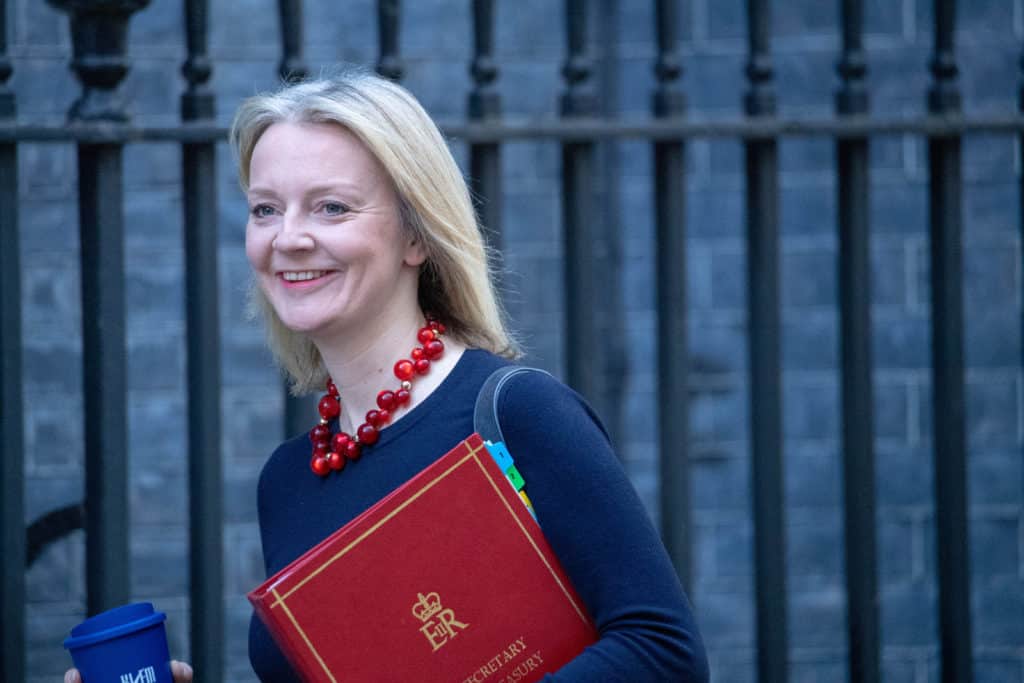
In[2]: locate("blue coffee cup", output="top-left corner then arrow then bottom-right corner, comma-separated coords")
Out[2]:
63,602 -> 173,683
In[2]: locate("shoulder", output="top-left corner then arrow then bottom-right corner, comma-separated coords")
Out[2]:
260,430 -> 310,476
490,368 -> 617,495
494,368 -> 611,447
454,347 -> 512,386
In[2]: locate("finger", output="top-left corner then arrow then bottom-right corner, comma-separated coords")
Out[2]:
64,668 -> 81,683
170,660 -> 194,683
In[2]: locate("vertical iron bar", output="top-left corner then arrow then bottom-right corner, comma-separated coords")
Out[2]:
377,0 -> 403,82
593,0 -> 626,450
0,1 -> 25,677
80,145 -> 131,613
468,0 -> 504,291
277,0 -> 308,83
1020,34 -> 1024,463
561,0 -> 599,401
927,2 -> 972,682
182,1 -> 222,680
744,0 -> 787,681
836,2 -> 880,682
652,0 -> 692,591
48,0 -> 150,615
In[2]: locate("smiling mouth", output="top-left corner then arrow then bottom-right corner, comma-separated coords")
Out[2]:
280,270 -> 331,282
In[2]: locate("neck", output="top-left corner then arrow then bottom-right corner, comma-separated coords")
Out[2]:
314,309 -> 423,432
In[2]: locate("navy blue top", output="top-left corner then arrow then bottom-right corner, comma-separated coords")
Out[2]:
249,349 -> 708,681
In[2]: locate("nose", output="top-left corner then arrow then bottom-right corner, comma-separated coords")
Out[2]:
272,210 -> 315,252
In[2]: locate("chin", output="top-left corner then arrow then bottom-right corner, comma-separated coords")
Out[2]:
276,314 -> 332,336
265,300 -> 336,333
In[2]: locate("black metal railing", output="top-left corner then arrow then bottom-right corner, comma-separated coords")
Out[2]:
742,2 -> 787,679
469,0 -> 503,278
561,0 -> 600,408
836,2 -> 878,682
0,0 -> 23,678
1,0 -> 1020,681
55,0 -> 137,623
927,4 -> 971,682
652,0 -> 691,597
181,0 -> 223,677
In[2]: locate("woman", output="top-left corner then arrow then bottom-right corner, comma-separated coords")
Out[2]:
70,68 -> 708,682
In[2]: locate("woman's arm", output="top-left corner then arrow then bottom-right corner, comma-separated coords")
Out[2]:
500,372 -> 709,682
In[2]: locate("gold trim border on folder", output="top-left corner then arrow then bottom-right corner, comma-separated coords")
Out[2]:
272,587 -> 338,683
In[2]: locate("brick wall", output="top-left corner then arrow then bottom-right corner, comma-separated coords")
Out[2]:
9,0 -> 1023,681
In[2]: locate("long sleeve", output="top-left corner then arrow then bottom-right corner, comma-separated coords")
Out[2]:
499,372 -> 709,682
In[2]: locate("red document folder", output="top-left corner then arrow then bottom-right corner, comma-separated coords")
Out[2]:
248,433 -> 598,682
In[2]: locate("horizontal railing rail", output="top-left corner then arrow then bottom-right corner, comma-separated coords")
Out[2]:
3,113 -> 1024,144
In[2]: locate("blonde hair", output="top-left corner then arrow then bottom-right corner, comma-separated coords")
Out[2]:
230,69 -> 519,393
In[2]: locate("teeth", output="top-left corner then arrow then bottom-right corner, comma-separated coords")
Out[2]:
282,271 -> 327,282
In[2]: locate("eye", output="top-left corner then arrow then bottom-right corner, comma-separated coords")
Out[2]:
322,202 -> 350,216
250,204 -> 277,218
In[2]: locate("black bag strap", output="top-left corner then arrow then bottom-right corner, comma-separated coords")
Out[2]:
473,366 -> 552,445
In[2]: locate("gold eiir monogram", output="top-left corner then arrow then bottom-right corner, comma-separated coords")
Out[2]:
412,591 -> 469,651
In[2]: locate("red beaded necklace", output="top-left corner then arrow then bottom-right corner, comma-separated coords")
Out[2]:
308,319 -> 446,477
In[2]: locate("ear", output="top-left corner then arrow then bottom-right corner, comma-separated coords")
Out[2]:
403,235 -> 428,267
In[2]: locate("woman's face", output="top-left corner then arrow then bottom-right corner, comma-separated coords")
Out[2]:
245,121 -> 425,341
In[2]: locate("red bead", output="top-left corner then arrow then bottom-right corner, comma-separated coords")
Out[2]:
414,358 -> 431,375
310,456 -> 330,476
313,442 -> 329,457
428,320 -> 445,334
318,395 -> 341,420
326,380 -> 339,397
327,451 -> 345,471
423,339 -> 444,360
344,441 -> 362,460
395,388 -> 411,405
357,423 -> 380,445
377,390 -> 396,411
394,359 -> 415,381
417,327 -> 435,344
366,409 -> 393,423
331,432 -> 350,453
310,423 -> 330,443
411,347 -> 425,360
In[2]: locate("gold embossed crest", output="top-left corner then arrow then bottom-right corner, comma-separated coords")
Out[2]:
412,591 -> 469,651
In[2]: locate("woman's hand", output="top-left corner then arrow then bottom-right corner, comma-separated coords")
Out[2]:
64,660 -> 194,683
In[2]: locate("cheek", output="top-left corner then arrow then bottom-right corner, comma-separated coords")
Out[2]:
244,225 -> 270,270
